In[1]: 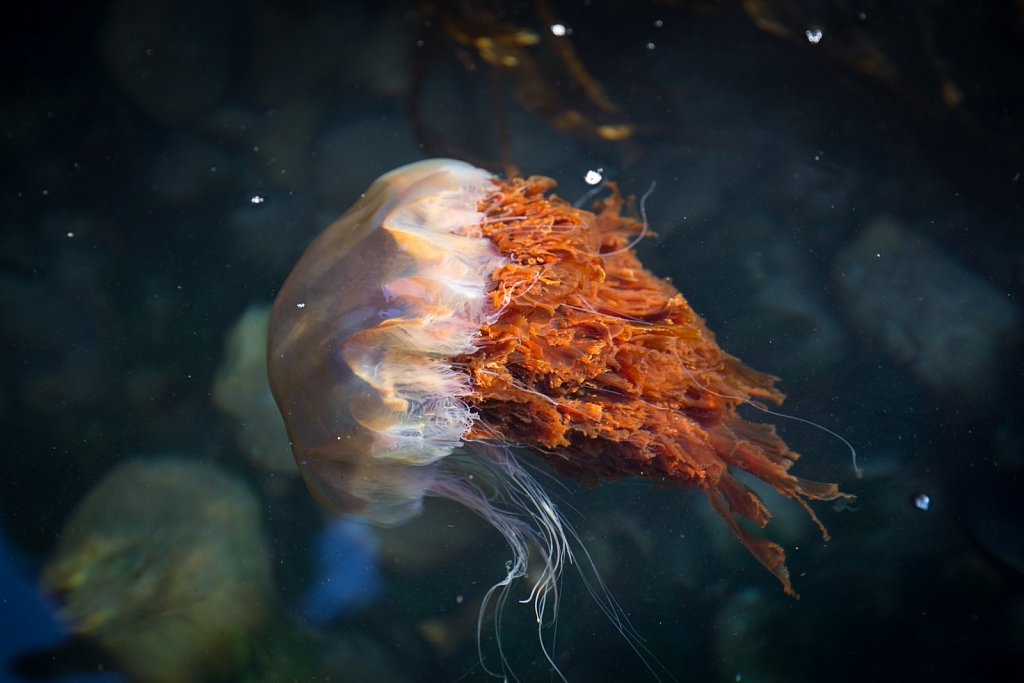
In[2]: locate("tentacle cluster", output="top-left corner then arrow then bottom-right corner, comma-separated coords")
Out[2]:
461,175 -> 850,596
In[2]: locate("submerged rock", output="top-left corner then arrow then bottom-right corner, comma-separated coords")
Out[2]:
213,304 -> 295,474
300,518 -> 382,626
833,218 -> 1020,402
42,457 -> 272,683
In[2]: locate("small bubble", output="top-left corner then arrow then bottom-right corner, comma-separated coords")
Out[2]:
456,594 -> 464,605
550,23 -> 567,37
145,47 -> 154,56
806,28 -> 823,44
654,19 -> 664,28
584,169 -> 603,185
912,492 -> 931,511
646,41 -> 656,50
296,302 -> 306,309
66,231 -> 75,238
250,195 -> 265,204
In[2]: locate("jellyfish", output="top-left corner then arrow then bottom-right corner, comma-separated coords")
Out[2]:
267,158 -> 849,673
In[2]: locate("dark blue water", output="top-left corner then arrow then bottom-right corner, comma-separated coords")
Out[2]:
3,1 -> 1022,682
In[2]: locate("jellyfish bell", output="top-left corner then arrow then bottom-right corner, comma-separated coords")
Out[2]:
268,158 -> 850,675
267,159 -> 505,525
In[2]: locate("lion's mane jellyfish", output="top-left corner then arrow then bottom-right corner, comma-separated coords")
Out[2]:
268,158 -> 848,654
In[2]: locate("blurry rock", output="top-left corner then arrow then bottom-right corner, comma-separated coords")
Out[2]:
213,305 -> 295,474
1,521 -> 122,683
373,497 -> 493,577
992,421 -> 1024,469
247,101 -> 324,192
833,218 -> 1020,402
150,136 -> 232,203
228,194 -> 307,273
42,457 -> 272,683
713,588 -> 782,683
312,118 -> 421,208
300,518 -> 382,626
744,234 -> 845,371
241,1 -> 363,107
349,7 -> 414,98
416,599 -> 481,660
1,226 -> 114,418
318,635 -> 407,683
101,0 -> 232,125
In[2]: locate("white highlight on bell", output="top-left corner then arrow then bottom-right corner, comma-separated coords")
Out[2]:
342,161 -> 506,468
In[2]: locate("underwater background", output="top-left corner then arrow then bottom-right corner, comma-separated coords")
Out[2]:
2,1 -> 1022,681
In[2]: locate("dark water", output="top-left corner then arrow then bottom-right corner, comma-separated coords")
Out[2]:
3,1 -> 1023,682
